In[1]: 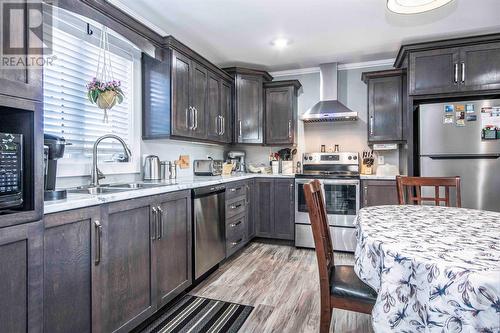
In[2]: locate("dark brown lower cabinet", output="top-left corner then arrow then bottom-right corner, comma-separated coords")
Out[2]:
42,190 -> 192,333
255,178 -> 295,240
154,191 -> 192,308
44,206 -> 100,333
361,180 -> 399,207
0,220 -> 43,333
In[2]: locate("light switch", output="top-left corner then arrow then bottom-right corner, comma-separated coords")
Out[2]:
377,155 -> 385,165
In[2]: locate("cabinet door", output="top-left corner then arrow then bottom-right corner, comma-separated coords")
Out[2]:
460,42 -> 500,91
171,50 -> 192,137
154,191 -> 192,308
273,179 -> 295,240
255,178 -> 274,237
142,52 -> 171,139
206,73 -> 222,141
246,180 -> 256,239
191,62 -> 208,139
221,80 -> 233,143
43,207 -> 100,333
0,221 -> 42,333
265,87 -> 294,145
409,48 -> 460,95
97,199 -> 155,333
368,76 -> 403,142
235,74 -> 263,143
0,0 -> 42,101
361,180 -> 399,207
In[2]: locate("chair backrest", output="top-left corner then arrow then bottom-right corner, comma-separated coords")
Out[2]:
303,180 -> 334,291
396,176 -> 461,207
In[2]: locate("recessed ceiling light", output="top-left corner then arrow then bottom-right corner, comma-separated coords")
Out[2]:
272,38 -> 289,49
387,0 -> 454,14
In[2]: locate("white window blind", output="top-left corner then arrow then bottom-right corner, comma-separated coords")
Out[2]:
43,11 -> 137,160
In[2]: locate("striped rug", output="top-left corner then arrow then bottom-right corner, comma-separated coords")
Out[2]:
140,295 -> 253,333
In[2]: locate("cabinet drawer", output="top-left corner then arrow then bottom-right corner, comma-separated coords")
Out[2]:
226,197 -> 246,218
225,182 -> 247,201
226,213 -> 246,240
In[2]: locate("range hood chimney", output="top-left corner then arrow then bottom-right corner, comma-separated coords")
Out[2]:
301,63 -> 358,122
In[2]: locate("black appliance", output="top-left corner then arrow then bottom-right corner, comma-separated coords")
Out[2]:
0,132 -> 23,209
44,133 -> 68,201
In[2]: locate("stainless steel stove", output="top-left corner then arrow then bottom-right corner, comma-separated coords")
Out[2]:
295,152 -> 360,252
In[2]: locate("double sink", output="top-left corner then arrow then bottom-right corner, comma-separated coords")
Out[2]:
68,182 -> 177,195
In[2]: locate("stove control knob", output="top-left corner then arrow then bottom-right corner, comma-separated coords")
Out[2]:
353,155 -> 357,160
304,156 -> 307,160
309,156 -> 313,160
348,156 -> 352,160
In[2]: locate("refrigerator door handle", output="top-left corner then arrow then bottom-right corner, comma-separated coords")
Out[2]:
425,154 -> 500,160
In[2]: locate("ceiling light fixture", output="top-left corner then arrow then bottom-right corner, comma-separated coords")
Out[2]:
272,38 -> 289,49
387,0 -> 454,14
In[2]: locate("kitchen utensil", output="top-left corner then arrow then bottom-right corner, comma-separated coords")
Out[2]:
169,161 -> 177,180
143,155 -> 161,180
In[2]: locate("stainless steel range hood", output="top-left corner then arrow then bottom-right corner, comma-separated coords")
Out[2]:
301,63 -> 358,122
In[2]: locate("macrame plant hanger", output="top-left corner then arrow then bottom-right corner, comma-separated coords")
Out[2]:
95,26 -> 115,123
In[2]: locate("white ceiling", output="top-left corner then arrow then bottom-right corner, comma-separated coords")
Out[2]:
112,0 -> 500,71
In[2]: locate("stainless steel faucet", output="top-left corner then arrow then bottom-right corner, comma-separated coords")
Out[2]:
90,134 -> 132,187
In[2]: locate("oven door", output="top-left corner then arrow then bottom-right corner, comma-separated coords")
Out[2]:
322,179 -> 359,227
295,178 -> 315,224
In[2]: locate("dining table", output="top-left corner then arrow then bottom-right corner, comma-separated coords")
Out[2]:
354,205 -> 500,333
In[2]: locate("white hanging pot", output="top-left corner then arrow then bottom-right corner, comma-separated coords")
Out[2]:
97,90 -> 117,110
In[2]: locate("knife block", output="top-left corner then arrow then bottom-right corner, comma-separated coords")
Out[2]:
361,164 -> 373,175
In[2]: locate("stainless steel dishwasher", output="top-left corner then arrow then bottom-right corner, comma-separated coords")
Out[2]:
192,185 -> 226,279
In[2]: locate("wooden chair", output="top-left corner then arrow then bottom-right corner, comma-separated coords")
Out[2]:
396,176 -> 461,207
303,180 -> 377,333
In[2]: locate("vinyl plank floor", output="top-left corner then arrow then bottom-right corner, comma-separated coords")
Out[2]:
190,241 -> 374,333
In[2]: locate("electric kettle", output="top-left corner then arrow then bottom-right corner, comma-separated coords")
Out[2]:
143,155 -> 161,180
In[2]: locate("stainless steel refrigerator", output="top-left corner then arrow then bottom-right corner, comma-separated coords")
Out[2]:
419,99 -> 500,212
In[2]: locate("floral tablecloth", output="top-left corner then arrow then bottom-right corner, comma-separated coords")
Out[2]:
354,205 -> 500,333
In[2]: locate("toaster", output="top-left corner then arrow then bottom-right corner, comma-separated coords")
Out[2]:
193,159 -> 223,176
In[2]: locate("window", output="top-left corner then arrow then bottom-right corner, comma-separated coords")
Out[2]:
43,7 -> 141,175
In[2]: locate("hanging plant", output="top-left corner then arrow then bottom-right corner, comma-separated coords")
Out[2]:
86,25 -> 124,122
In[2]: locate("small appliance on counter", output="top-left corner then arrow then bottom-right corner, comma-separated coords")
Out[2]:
0,132 -> 23,209
44,133 -> 69,201
226,150 -> 246,172
143,155 -> 161,181
193,159 -> 223,176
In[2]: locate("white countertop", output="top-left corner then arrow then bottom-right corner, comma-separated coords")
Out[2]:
44,173 -> 294,215
359,174 -> 398,180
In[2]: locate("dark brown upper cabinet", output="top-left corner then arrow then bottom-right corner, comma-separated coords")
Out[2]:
395,34 -> 500,96
206,73 -> 232,143
409,48 -> 460,95
0,0 -> 43,102
460,42 -> 500,91
264,80 -> 301,146
171,49 -> 194,138
142,37 -> 234,144
224,67 -> 272,144
362,69 -> 405,143
190,62 -> 208,139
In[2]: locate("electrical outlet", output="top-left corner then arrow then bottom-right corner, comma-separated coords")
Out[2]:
377,155 -> 385,165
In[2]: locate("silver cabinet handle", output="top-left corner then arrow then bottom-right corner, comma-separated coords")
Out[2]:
194,108 -> 198,130
289,183 -> 293,202
219,116 -> 224,135
369,116 -> 374,136
221,116 -> 225,136
94,220 -> 102,265
454,63 -> 459,84
461,62 -> 465,83
151,207 -> 157,240
230,220 -> 242,227
363,185 -> 368,207
288,120 -> 292,139
216,116 -> 221,136
185,108 -> 190,129
231,238 -> 243,247
245,184 -> 250,204
188,106 -> 195,130
157,206 -> 163,240
230,203 -> 243,209
239,120 -> 242,138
